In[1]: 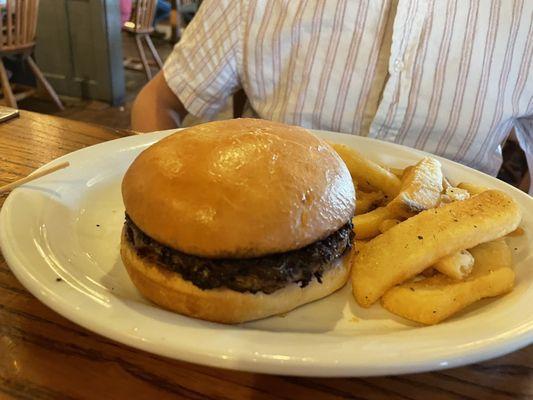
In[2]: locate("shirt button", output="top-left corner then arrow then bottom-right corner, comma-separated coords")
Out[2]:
393,58 -> 404,73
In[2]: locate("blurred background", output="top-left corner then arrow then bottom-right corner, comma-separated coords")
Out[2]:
0,0 -> 528,191
3,0 -> 207,128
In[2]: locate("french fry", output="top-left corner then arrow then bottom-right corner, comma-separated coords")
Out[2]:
433,249 -> 474,280
351,190 -> 522,307
381,240 -> 514,325
457,182 -> 489,196
353,206 -> 396,240
387,157 -> 443,215
329,143 -> 521,324
356,181 -> 376,193
390,167 -> 404,179
507,226 -> 525,237
330,142 -> 401,198
402,166 -> 413,179
354,160 -> 475,241
379,218 -> 401,233
439,186 -> 470,204
354,240 -> 368,253
356,190 -> 385,215
421,268 -> 437,277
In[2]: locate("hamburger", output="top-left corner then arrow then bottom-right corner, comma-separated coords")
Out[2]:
121,119 -> 356,323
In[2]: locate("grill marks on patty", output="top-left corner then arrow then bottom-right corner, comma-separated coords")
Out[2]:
125,215 -> 353,294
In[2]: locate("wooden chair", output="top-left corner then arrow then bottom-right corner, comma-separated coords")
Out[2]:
0,0 -> 64,110
123,0 -> 163,81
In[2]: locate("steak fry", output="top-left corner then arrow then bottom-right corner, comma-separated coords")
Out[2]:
387,157 -> 443,215
381,239 -> 514,325
351,190 -> 522,307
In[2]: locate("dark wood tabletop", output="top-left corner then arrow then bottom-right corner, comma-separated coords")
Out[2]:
0,110 -> 531,400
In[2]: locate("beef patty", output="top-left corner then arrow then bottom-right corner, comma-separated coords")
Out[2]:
124,215 -> 353,294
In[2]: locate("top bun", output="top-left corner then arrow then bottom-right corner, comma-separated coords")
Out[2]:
122,119 -> 355,258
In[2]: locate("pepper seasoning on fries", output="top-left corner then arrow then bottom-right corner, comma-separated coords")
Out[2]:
331,142 -> 524,325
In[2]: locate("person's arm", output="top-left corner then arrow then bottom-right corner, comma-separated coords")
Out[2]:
132,0 -> 241,132
131,71 -> 188,132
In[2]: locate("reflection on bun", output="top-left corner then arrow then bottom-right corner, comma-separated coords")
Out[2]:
122,118 -> 355,257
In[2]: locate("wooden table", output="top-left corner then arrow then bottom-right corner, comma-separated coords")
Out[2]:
0,111 -> 531,399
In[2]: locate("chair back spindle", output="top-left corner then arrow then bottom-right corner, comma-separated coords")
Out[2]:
123,0 -> 163,81
130,0 -> 157,33
0,0 -> 39,52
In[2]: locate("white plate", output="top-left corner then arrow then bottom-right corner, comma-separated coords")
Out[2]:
1,130 -> 531,377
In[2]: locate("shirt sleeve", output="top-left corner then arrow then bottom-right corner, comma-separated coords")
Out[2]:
163,0 -> 242,119
513,116 -> 533,195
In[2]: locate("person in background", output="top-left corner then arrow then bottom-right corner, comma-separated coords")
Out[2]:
154,0 -> 171,25
132,0 -> 532,194
120,0 -> 132,26
121,0 -> 170,27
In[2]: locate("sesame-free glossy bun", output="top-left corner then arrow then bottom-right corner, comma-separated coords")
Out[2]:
120,228 -> 352,323
122,119 -> 355,258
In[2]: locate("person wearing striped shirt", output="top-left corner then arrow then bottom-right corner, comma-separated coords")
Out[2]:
132,0 -> 532,194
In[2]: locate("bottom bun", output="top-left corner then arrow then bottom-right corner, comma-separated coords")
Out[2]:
121,227 -> 352,323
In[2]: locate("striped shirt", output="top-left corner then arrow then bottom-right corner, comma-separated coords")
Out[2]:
163,0 -> 533,193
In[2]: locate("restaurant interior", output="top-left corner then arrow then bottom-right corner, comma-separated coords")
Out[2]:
0,1 -> 531,399
6,0 -> 194,127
